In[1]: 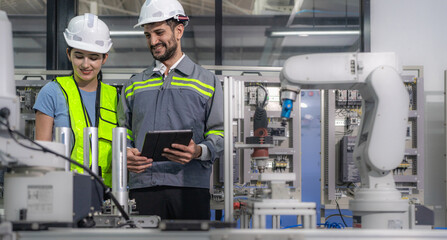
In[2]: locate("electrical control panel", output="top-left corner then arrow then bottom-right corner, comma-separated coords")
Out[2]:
243,82 -> 299,178
339,136 -> 359,183
16,82 -> 44,139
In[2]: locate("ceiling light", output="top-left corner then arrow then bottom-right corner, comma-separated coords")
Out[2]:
266,28 -> 360,37
271,30 -> 359,37
110,31 -> 144,36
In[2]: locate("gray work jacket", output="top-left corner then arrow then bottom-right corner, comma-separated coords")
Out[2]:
117,55 -> 224,189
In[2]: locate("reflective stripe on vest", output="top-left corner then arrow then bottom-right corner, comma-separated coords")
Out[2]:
55,76 -> 117,187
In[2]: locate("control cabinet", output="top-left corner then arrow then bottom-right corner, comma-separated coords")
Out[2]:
213,76 -> 302,205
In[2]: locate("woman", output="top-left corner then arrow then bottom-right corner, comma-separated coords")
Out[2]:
33,13 -> 117,187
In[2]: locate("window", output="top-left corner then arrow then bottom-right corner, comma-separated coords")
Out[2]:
3,0 -> 47,68
223,0 -> 361,66
7,0 -> 363,69
78,0 -> 216,67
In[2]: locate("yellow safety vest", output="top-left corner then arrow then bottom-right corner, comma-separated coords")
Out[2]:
55,76 -> 117,187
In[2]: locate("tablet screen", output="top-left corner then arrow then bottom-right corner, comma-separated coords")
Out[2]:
140,129 -> 193,161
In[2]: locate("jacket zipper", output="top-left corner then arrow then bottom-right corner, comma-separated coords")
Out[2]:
152,74 -> 165,128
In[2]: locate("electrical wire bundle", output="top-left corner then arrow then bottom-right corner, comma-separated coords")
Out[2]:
256,84 -> 268,109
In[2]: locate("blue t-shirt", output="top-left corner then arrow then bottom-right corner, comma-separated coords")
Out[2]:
33,81 -> 97,128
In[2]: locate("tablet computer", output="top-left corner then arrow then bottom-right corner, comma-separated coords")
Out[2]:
140,129 -> 193,161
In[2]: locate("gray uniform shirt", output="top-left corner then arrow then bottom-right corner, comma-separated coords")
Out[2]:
117,55 -> 224,189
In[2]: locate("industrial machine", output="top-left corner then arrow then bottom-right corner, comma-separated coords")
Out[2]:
320,66 -> 427,228
0,10 -> 76,227
233,85 -> 316,229
280,52 -> 410,229
0,11 -> 159,230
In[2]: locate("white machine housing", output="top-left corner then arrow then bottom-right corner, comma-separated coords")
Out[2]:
0,10 -> 66,172
281,52 -> 410,229
0,11 -> 19,131
0,11 -> 75,223
4,171 -> 75,222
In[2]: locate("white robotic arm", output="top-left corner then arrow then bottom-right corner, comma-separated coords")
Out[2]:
281,52 -> 411,229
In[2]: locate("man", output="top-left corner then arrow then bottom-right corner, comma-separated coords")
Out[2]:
117,0 -> 224,220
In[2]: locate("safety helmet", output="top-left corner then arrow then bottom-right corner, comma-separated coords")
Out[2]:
134,0 -> 189,28
63,13 -> 112,54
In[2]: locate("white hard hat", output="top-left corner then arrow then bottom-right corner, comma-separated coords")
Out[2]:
64,13 -> 112,54
134,0 -> 189,28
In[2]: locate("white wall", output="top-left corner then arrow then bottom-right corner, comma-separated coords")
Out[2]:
371,0 -> 447,227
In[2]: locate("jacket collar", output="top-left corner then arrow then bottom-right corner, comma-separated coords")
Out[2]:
174,55 -> 194,76
144,54 -> 194,79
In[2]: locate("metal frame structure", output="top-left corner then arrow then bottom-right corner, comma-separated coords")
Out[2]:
219,74 -> 302,222
237,76 -> 302,192
224,76 -> 235,222
400,66 -> 425,196
320,89 -> 337,206
240,200 -> 317,229
360,0 -> 371,52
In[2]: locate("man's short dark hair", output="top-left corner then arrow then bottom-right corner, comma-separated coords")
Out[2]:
165,19 -> 184,31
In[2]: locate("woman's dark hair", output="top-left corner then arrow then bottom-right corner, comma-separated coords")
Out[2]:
67,46 -> 105,82
98,70 -> 103,81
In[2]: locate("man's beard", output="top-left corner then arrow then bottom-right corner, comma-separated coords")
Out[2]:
151,38 -> 177,62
